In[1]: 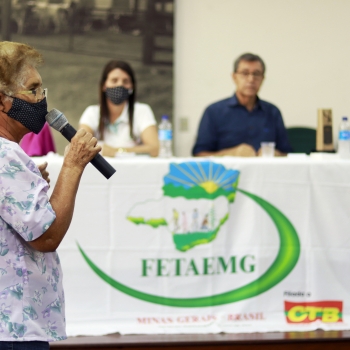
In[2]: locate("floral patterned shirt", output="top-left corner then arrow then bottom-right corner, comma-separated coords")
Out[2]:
0,138 -> 66,342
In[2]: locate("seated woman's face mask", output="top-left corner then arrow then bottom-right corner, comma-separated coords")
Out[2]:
5,97 -> 48,134
105,86 -> 133,105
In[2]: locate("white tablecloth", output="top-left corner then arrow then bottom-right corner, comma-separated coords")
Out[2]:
35,154 -> 350,335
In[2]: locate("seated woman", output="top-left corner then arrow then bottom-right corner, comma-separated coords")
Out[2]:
79,60 -> 159,157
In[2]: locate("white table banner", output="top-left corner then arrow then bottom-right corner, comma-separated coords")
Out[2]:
36,155 -> 350,335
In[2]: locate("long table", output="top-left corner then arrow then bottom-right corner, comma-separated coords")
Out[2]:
36,154 -> 350,336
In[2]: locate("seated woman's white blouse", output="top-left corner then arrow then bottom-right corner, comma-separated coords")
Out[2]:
79,102 -> 157,148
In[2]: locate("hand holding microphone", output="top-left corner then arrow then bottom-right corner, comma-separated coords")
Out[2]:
46,109 -> 116,179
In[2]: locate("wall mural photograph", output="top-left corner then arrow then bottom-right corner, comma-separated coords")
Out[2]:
0,0 -> 174,154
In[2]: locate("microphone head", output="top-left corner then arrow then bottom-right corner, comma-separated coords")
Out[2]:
45,108 -> 68,132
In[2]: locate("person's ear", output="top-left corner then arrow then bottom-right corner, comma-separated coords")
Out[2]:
0,93 -> 7,112
0,93 -> 5,108
0,93 -> 13,113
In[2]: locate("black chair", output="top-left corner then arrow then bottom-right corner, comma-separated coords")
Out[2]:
287,127 -> 316,154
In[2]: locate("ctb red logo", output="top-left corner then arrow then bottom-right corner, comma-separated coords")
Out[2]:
285,301 -> 343,323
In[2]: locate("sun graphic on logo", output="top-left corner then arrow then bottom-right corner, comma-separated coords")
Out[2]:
163,162 -> 240,202
200,181 -> 218,193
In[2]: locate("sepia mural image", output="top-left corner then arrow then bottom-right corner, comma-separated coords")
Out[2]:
1,0 -> 174,154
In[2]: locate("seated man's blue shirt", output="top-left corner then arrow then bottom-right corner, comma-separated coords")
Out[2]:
192,94 -> 292,155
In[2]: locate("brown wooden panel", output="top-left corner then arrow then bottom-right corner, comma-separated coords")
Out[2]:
50,331 -> 350,349
50,343 -> 350,350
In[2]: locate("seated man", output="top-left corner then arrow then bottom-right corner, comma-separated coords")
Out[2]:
192,53 -> 292,157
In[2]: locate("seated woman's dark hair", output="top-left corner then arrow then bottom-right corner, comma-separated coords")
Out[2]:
99,60 -> 137,139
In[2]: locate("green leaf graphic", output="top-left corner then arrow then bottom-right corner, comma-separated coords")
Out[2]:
127,217 -> 167,228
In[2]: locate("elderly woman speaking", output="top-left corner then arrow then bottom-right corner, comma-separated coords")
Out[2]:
0,42 -> 101,349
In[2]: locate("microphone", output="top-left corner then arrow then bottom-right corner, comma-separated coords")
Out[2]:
45,109 -> 116,179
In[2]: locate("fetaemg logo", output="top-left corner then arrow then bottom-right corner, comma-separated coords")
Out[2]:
78,161 -> 300,307
285,301 -> 343,323
128,162 -> 239,251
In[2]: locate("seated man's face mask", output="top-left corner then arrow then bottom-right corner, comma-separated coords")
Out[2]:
5,97 -> 48,134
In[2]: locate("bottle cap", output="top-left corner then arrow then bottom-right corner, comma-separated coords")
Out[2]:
161,115 -> 169,120
342,116 -> 348,121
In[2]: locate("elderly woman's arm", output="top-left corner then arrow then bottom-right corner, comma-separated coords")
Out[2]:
28,129 -> 101,253
101,125 -> 159,157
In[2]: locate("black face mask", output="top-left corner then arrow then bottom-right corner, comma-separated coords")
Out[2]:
105,86 -> 132,105
6,97 -> 48,134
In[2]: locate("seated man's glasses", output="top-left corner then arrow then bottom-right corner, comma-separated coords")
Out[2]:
236,71 -> 264,80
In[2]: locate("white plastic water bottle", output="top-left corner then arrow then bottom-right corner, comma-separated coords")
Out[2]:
338,116 -> 350,159
158,115 -> 173,158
